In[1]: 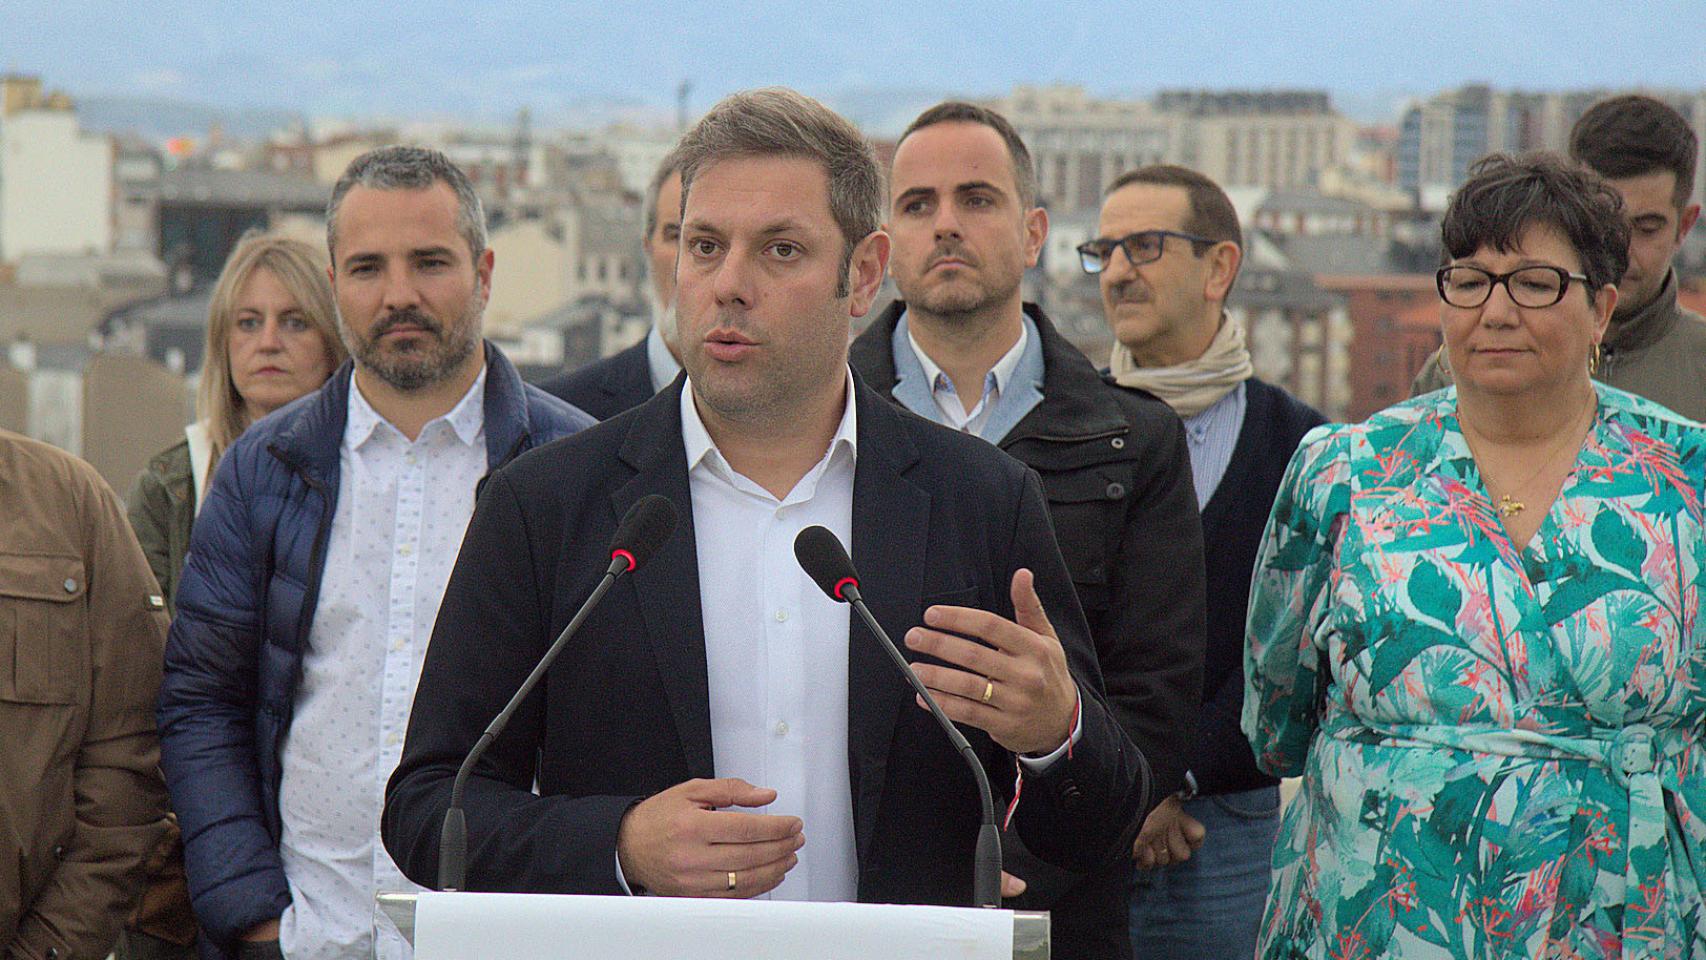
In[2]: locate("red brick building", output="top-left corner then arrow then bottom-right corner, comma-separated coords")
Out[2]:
1317,274 -> 1441,420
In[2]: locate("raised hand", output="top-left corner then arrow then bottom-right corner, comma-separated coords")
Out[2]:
903,569 -> 1079,756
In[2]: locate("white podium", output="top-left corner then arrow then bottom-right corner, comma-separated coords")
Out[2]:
378,892 -> 1049,959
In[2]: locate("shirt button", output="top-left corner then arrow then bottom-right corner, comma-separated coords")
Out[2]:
775,609 -> 788,622
386,732 -> 400,746
1110,437 -> 1126,450
399,544 -> 413,557
63,578 -> 77,593
775,721 -> 789,737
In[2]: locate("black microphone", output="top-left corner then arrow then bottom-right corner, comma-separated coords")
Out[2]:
792,525 -> 1003,909
438,495 -> 679,892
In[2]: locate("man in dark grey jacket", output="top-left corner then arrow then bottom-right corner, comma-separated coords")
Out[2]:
1413,94 -> 1705,419
850,101 -> 1204,960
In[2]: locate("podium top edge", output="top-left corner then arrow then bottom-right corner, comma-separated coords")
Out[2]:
376,892 -> 1049,959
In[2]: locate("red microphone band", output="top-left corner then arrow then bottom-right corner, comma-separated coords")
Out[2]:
833,576 -> 859,602
611,549 -> 637,573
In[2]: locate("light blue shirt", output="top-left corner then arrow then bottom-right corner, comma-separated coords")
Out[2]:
889,310 -> 1046,443
1181,381 -> 1248,510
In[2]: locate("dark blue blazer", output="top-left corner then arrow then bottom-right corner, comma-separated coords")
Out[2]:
382,374 -> 1148,906
538,338 -> 655,420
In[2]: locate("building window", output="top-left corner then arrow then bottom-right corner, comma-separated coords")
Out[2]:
1077,154 -> 1103,210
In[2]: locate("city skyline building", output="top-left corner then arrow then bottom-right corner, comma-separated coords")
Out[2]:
5,68 -> 1706,465
0,74 -> 114,261
991,85 -> 1358,214
1398,84 -> 1706,207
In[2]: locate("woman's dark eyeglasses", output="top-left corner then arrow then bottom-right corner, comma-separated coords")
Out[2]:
1076,230 -> 1217,275
1435,265 -> 1592,309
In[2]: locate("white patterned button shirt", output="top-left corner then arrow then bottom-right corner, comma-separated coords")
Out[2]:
277,368 -> 488,960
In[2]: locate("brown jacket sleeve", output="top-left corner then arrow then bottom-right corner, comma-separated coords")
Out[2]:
10,472 -> 170,960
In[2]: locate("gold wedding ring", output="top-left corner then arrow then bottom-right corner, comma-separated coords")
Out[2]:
727,871 -> 738,891
981,678 -> 995,705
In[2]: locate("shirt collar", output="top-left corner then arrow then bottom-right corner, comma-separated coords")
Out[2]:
1604,268 -> 1682,354
903,311 -> 1029,400
345,365 -> 488,450
645,322 -> 683,394
681,366 -> 859,482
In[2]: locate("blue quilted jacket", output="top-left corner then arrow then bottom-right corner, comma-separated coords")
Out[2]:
157,343 -> 592,959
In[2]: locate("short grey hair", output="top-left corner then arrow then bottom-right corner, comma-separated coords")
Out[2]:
642,144 -> 686,244
899,101 -> 1038,209
326,145 -> 487,260
675,88 -> 882,295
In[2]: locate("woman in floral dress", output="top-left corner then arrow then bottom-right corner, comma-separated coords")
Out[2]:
1245,152 -> 1706,959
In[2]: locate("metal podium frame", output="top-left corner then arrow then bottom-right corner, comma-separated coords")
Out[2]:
377,893 -> 1049,959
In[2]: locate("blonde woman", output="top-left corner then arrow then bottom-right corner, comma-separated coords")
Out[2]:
117,232 -> 343,960
118,233 -> 344,960
127,233 -> 345,617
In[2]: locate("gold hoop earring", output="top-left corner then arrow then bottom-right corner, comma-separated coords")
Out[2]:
1589,342 -> 1602,376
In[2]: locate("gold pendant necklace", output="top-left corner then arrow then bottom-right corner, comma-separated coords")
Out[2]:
1465,393 -> 1596,522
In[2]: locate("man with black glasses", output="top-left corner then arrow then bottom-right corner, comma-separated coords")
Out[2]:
849,104 -> 1204,959
1082,165 -> 1323,960
1413,94 -> 1705,419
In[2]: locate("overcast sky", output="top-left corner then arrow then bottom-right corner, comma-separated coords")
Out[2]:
5,0 -> 1704,126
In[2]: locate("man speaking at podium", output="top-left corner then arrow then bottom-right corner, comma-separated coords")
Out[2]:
383,87 -> 1146,915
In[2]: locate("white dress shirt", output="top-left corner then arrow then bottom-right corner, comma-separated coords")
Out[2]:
683,370 -> 860,903
277,368 -> 489,960
646,322 -> 683,394
659,370 -> 1077,903
906,322 -> 1029,435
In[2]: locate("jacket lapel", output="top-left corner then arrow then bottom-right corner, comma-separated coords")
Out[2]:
845,376 -> 930,866
612,381 -> 715,778
479,341 -> 533,468
999,304 -> 1128,445
604,340 -> 652,405
848,302 -> 903,400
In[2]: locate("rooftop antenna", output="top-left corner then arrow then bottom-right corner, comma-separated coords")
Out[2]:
676,80 -> 692,132
513,107 -> 532,191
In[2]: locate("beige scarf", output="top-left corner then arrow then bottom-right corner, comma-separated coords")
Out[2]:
1109,315 -> 1254,418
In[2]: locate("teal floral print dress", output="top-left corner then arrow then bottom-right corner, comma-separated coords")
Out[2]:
1244,385 -> 1706,959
